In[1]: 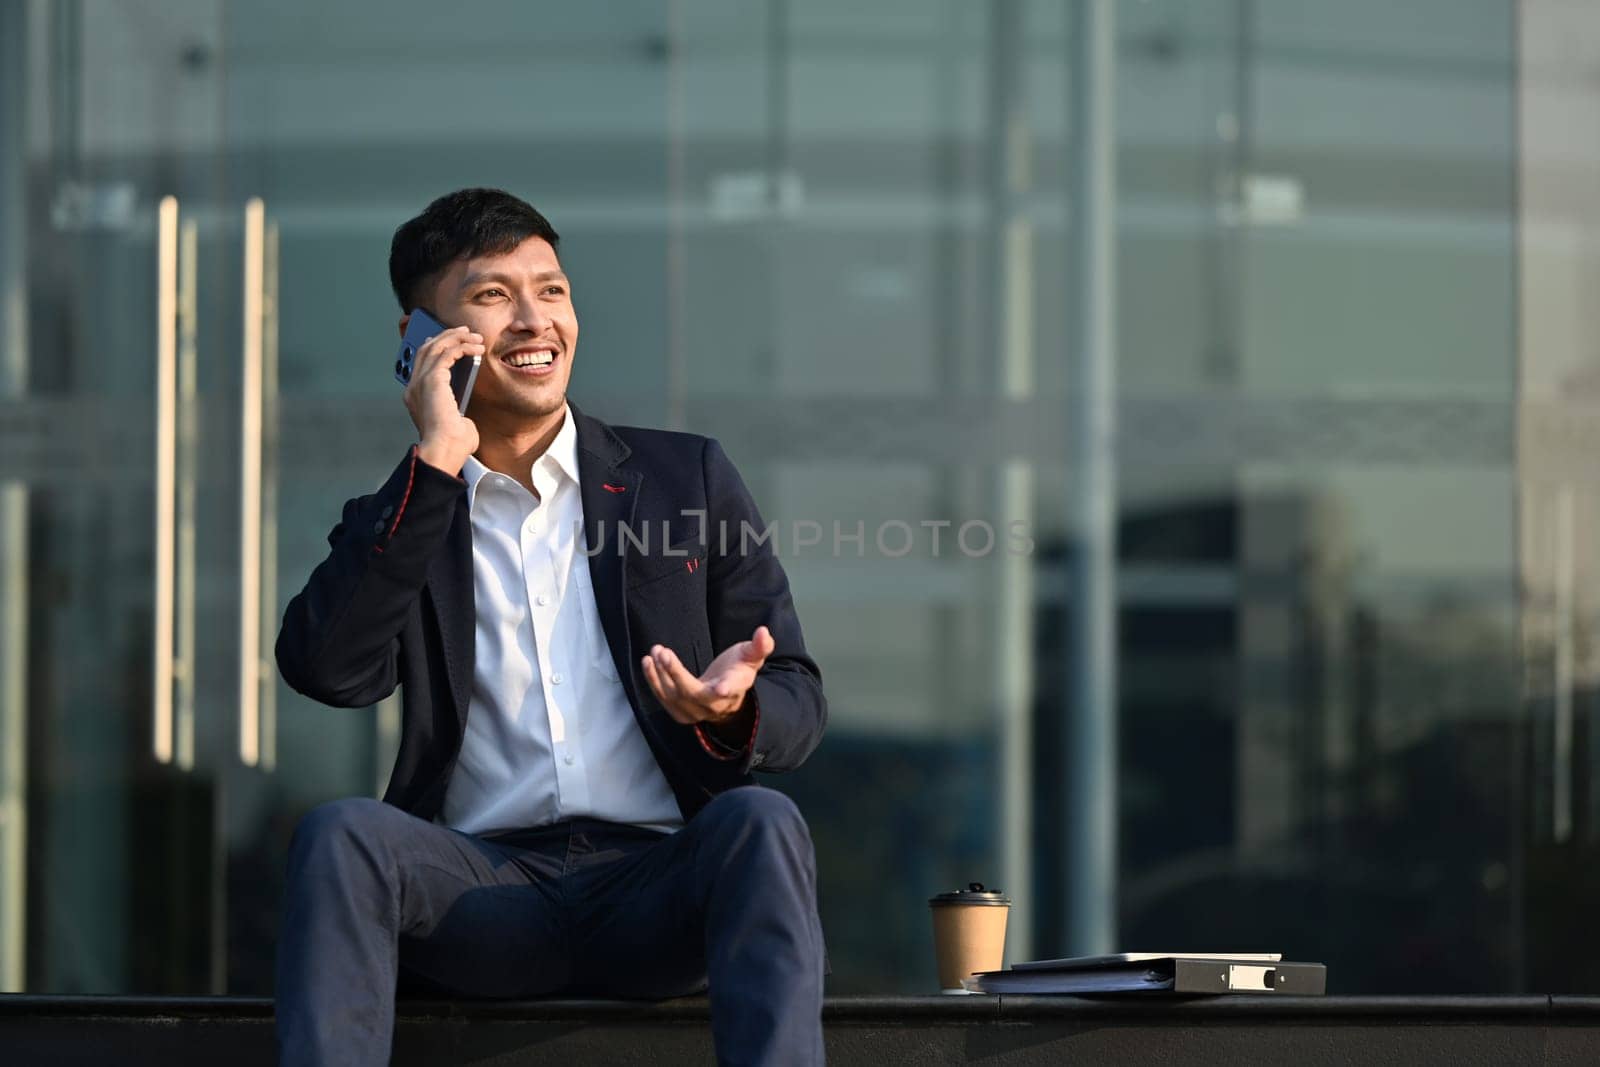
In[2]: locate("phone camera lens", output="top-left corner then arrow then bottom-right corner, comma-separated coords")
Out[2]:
395,359 -> 408,381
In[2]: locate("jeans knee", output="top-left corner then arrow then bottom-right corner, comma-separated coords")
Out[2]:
288,797 -> 394,871
695,789 -> 820,933
702,787 -> 811,847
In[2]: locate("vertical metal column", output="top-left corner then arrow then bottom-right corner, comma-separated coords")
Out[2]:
154,197 -> 179,765
176,218 -> 198,770
988,0 -> 1036,963
0,0 -> 31,994
239,198 -> 265,766
1066,0 -> 1119,956
153,219 -> 199,773
259,220 -> 280,772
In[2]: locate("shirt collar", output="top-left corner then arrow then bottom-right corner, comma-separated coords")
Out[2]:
460,404 -> 578,510
543,404 -> 580,486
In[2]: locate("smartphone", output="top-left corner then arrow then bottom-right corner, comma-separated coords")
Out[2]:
394,307 -> 480,415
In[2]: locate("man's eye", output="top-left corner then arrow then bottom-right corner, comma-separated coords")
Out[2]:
543,286 -> 566,296
479,288 -> 506,300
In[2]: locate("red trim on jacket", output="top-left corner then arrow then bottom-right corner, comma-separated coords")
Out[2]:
695,690 -> 760,761
387,446 -> 419,539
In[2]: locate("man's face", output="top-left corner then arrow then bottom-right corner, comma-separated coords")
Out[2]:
425,235 -> 577,427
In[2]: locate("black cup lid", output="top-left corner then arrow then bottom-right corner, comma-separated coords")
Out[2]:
929,882 -> 1010,906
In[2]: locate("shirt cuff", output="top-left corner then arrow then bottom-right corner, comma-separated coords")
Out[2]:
695,690 -> 760,761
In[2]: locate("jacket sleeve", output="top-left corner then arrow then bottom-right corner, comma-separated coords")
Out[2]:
276,446 -> 465,707
700,437 -> 827,774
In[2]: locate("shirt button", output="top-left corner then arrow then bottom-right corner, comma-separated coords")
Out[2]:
551,672 -> 564,685
536,594 -> 549,606
563,753 -> 575,766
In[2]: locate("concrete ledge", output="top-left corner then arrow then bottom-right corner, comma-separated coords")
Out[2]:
4,994 -> 1600,1065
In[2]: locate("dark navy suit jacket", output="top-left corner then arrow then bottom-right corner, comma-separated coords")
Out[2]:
275,403 -> 827,822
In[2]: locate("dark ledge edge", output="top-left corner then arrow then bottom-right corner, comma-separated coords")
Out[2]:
6,994 -> 1600,1023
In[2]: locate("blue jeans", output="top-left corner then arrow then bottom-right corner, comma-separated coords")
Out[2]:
275,786 -> 825,1066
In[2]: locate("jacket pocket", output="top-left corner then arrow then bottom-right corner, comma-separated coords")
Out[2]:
625,534 -> 707,591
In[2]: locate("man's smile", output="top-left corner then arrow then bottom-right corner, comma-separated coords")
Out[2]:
498,345 -> 559,374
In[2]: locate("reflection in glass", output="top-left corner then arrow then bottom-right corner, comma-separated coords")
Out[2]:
15,0 -> 1600,999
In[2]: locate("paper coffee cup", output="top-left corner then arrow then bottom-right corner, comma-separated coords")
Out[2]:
929,883 -> 1010,993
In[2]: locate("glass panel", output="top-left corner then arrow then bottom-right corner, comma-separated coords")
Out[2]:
15,0 -> 233,992
12,0 -> 676,994
219,0 -> 675,993
1114,0 -> 1519,991
1518,0 -> 1600,993
13,0 -> 1598,1000
675,0 -> 1030,989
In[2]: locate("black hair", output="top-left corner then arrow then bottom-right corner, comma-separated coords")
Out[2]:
388,188 -> 561,313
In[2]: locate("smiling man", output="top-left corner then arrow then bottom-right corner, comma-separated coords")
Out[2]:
273,188 -> 827,1066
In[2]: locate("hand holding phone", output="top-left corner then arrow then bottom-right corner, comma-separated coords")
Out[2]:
396,308 -> 481,414
397,309 -> 484,474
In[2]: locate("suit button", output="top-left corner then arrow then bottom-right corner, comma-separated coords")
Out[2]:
380,505 -> 395,519
372,520 -> 386,535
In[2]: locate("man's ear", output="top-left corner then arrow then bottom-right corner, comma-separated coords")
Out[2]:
397,313 -> 410,339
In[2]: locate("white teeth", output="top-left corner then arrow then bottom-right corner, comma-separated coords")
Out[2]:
505,351 -> 555,368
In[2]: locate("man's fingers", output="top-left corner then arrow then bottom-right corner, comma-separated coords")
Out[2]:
651,644 -> 750,719
414,327 -> 484,379
643,652 -> 680,703
655,645 -> 712,703
641,656 -> 691,722
414,327 -> 460,371
421,324 -> 478,354
739,626 -> 775,666
406,328 -> 483,417
421,342 -> 485,384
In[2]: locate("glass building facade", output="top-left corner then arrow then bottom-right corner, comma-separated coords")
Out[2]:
2,0 -> 1598,996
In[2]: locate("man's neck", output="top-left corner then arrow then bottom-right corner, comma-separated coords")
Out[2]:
473,407 -> 566,496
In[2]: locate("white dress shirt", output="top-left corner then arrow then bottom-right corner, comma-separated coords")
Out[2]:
439,406 -> 683,835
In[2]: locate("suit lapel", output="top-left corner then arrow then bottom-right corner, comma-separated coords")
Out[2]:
425,491 -> 475,733
427,407 -> 645,738
574,406 -> 643,707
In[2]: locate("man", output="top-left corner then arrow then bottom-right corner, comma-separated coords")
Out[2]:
274,188 -> 828,1066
